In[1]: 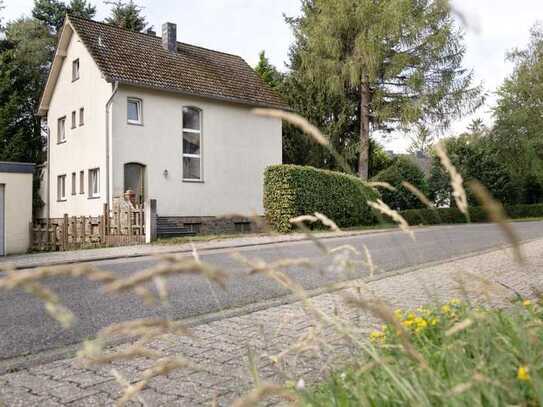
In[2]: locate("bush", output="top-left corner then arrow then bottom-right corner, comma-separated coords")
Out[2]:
264,165 -> 379,233
303,299 -> 543,406
372,156 -> 429,211
400,203 -> 543,226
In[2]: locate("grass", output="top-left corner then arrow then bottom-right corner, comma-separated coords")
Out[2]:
300,299 -> 543,406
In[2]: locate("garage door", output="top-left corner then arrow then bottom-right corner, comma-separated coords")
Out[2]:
0,185 -> 4,256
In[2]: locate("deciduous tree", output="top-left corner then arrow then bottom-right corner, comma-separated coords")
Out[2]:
32,0 -> 96,34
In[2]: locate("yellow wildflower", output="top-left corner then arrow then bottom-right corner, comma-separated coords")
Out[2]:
394,309 -> 403,320
441,305 -> 451,314
370,331 -> 385,342
450,299 -> 461,306
407,312 -> 417,320
523,300 -> 532,307
430,318 -> 439,326
517,366 -> 530,382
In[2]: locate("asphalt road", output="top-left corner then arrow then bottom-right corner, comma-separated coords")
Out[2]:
1,221 -> 543,363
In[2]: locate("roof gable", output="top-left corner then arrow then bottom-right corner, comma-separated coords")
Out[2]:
61,16 -> 287,110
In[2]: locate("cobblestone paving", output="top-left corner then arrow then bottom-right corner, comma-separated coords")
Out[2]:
1,240 -> 542,406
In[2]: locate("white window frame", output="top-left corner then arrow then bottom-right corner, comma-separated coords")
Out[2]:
72,59 -> 80,82
127,98 -> 143,125
57,175 -> 66,201
71,111 -> 77,129
57,117 -> 66,143
79,107 -> 85,126
88,168 -> 100,198
182,107 -> 203,182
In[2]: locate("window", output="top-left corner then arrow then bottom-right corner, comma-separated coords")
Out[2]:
72,59 -> 80,81
89,168 -> 100,198
79,108 -> 85,126
57,175 -> 66,201
182,107 -> 202,181
127,98 -> 142,125
71,172 -> 76,195
71,111 -> 77,129
57,117 -> 66,143
79,171 -> 85,194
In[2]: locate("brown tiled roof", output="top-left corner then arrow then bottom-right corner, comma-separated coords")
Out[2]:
68,16 -> 288,110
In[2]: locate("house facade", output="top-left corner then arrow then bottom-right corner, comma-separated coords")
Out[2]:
38,16 -> 285,227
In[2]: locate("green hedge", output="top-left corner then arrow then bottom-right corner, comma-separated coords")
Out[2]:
264,165 -> 379,233
400,204 -> 543,226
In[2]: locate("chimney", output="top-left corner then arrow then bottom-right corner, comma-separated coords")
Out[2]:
146,27 -> 156,36
162,22 -> 177,53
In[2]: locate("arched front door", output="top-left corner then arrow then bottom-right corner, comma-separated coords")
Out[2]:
124,163 -> 145,205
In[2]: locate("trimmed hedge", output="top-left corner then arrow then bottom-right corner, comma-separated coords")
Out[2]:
400,204 -> 543,226
264,165 -> 379,233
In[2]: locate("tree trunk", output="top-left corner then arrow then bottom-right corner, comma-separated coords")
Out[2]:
358,82 -> 371,180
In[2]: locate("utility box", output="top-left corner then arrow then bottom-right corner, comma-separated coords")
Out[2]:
0,162 -> 34,255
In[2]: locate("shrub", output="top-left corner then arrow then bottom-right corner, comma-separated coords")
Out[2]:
372,156 -> 429,211
264,165 -> 379,233
400,203 -> 543,226
302,299 -> 543,406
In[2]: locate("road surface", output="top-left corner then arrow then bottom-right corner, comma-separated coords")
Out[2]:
1,222 -> 542,363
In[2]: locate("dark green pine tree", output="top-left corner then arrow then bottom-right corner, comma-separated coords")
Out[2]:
297,0 -> 482,180
104,0 -> 148,32
254,51 -> 283,89
32,0 -> 96,34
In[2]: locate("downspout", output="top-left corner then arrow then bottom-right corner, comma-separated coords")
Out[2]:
105,81 -> 119,207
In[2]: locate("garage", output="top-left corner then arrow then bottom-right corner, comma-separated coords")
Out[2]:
0,162 -> 34,256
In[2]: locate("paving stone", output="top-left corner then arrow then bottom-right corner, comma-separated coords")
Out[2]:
45,382 -> 100,404
66,372 -> 113,388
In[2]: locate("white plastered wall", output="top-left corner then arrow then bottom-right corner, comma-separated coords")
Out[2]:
0,172 -> 33,255
46,29 -> 113,218
110,86 -> 282,217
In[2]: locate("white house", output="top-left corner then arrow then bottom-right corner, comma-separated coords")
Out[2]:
38,16 -> 285,234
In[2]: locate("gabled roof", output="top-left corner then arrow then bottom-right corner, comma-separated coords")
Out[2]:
39,15 -> 288,115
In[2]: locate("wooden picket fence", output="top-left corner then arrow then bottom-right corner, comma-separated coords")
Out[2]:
31,203 -> 145,252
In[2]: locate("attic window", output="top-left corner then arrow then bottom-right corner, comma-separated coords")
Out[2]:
72,59 -> 80,81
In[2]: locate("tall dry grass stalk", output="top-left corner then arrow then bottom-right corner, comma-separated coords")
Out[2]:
252,108 -> 353,174
367,199 -> 415,240
468,180 -> 524,263
401,181 -> 434,208
368,181 -> 397,192
434,142 -> 469,219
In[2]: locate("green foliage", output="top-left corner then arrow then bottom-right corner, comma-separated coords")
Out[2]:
400,204 -> 543,226
492,24 -> 543,203
104,0 -> 148,32
254,51 -> 282,89
372,156 -> 429,210
303,299 -> 543,406
0,18 -> 53,164
429,134 -> 518,206
263,165 -> 379,233
32,0 -> 96,33
296,0 -> 481,179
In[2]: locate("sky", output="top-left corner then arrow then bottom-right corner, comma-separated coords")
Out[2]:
1,0 -> 541,152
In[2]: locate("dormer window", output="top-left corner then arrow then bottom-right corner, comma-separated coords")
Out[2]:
72,59 -> 80,81
127,98 -> 142,125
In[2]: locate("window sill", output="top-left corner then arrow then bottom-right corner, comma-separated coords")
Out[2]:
183,179 -> 204,184
72,78 -> 80,83
57,140 -> 67,145
57,199 -> 67,202
127,121 -> 143,126
88,196 -> 101,200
